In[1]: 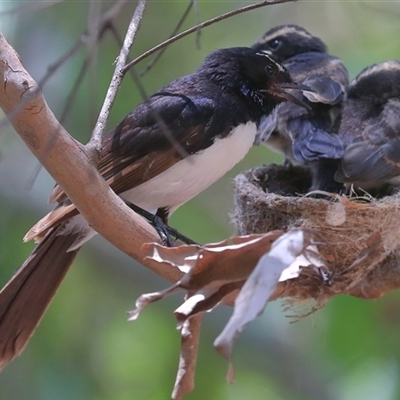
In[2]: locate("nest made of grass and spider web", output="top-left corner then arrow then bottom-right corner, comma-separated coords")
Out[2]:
232,163 -> 400,302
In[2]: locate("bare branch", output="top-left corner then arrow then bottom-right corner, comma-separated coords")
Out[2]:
124,0 -> 296,72
87,0 -> 147,158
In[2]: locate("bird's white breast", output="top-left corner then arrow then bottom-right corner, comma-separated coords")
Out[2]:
120,121 -> 257,214
62,121 -> 257,250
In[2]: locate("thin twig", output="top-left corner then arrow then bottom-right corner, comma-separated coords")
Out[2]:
86,0 -> 102,126
25,33 -> 93,190
60,52 -> 97,126
111,25 -> 189,158
193,0 -> 202,49
0,0 -> 130,135
25,1 -> 130,190
39,39 -> 84,89
140,0 -> 195,77
108,26 -> 190,160
87,0 -> 147,159
39,0 -> 131,88
123,0 -> 296,72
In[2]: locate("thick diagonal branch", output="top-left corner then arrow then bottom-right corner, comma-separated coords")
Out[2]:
0,32 -> 182,284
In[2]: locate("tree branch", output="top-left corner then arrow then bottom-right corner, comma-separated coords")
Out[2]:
0,32 -> 183,284
124,0 -> 296,72
87,0 -> 147,158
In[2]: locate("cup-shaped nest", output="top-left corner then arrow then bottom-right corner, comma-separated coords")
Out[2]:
233,164 -> 400,302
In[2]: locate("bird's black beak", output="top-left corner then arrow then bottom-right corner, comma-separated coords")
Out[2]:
279,82 -> 314,92
278,82 -> 315,111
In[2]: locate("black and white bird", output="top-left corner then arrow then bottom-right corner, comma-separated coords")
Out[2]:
252,24 -> 349,193
0,47 -> 312,369
335,60 -> 400,196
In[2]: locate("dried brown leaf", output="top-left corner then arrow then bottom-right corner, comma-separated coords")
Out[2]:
131,233 -> 283,321
171,314 -> 202,400
181,232 -> 283,290
144,232 -> 282,290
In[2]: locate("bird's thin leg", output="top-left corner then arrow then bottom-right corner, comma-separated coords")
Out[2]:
124,201 -> 199,246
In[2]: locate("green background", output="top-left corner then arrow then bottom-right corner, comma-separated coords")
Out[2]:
1,1 -> 400,399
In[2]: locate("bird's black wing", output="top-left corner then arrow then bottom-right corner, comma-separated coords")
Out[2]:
335,139 -> 400,183
101,91 -> 236,195
50,83 -> 219,203
288,117 -> 345,163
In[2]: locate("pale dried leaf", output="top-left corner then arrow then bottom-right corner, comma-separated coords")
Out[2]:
279,244 -> 326,282
142,242 -> 202,273
174,281 -> 245,328
214,230 -> 308,379
128,284 -> 181,321
174,289 -> 217,323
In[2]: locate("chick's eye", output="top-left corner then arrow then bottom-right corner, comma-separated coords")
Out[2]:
265,64 -> 276,77
268,39 -> 281,49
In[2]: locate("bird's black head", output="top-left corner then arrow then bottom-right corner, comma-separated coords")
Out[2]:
348,61 -> 400,102
199,47 -> 312,115
252,24 -> 327,62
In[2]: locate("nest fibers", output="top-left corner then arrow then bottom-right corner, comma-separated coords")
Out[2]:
232,164 -> 400,302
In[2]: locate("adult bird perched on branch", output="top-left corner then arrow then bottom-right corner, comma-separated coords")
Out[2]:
335,60 -> 400,196
0,47 -> 312,370
252,24 -> 349,193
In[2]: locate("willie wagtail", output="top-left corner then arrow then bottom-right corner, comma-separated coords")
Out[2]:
335,60 -> 400,195
0,46 -> 312,369
252,24 -> 349,193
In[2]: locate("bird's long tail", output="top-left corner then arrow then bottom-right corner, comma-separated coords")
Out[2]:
0,225 -> 80,371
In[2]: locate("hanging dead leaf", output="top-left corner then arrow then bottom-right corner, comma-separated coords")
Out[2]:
171,315 -> 203,400
129,229 -> 328,389
213,230 -> 312,382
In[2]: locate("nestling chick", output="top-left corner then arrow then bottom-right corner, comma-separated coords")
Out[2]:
335,60 -> 400,196
252,24 -> 349,193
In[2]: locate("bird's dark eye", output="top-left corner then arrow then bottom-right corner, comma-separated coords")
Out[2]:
268,39 -> 281,49
265,64 -> 276,77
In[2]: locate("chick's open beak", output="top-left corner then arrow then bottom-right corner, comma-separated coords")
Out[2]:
278,82 -> 315,111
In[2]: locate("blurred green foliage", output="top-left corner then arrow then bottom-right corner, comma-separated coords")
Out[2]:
1,1 -> 400,399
